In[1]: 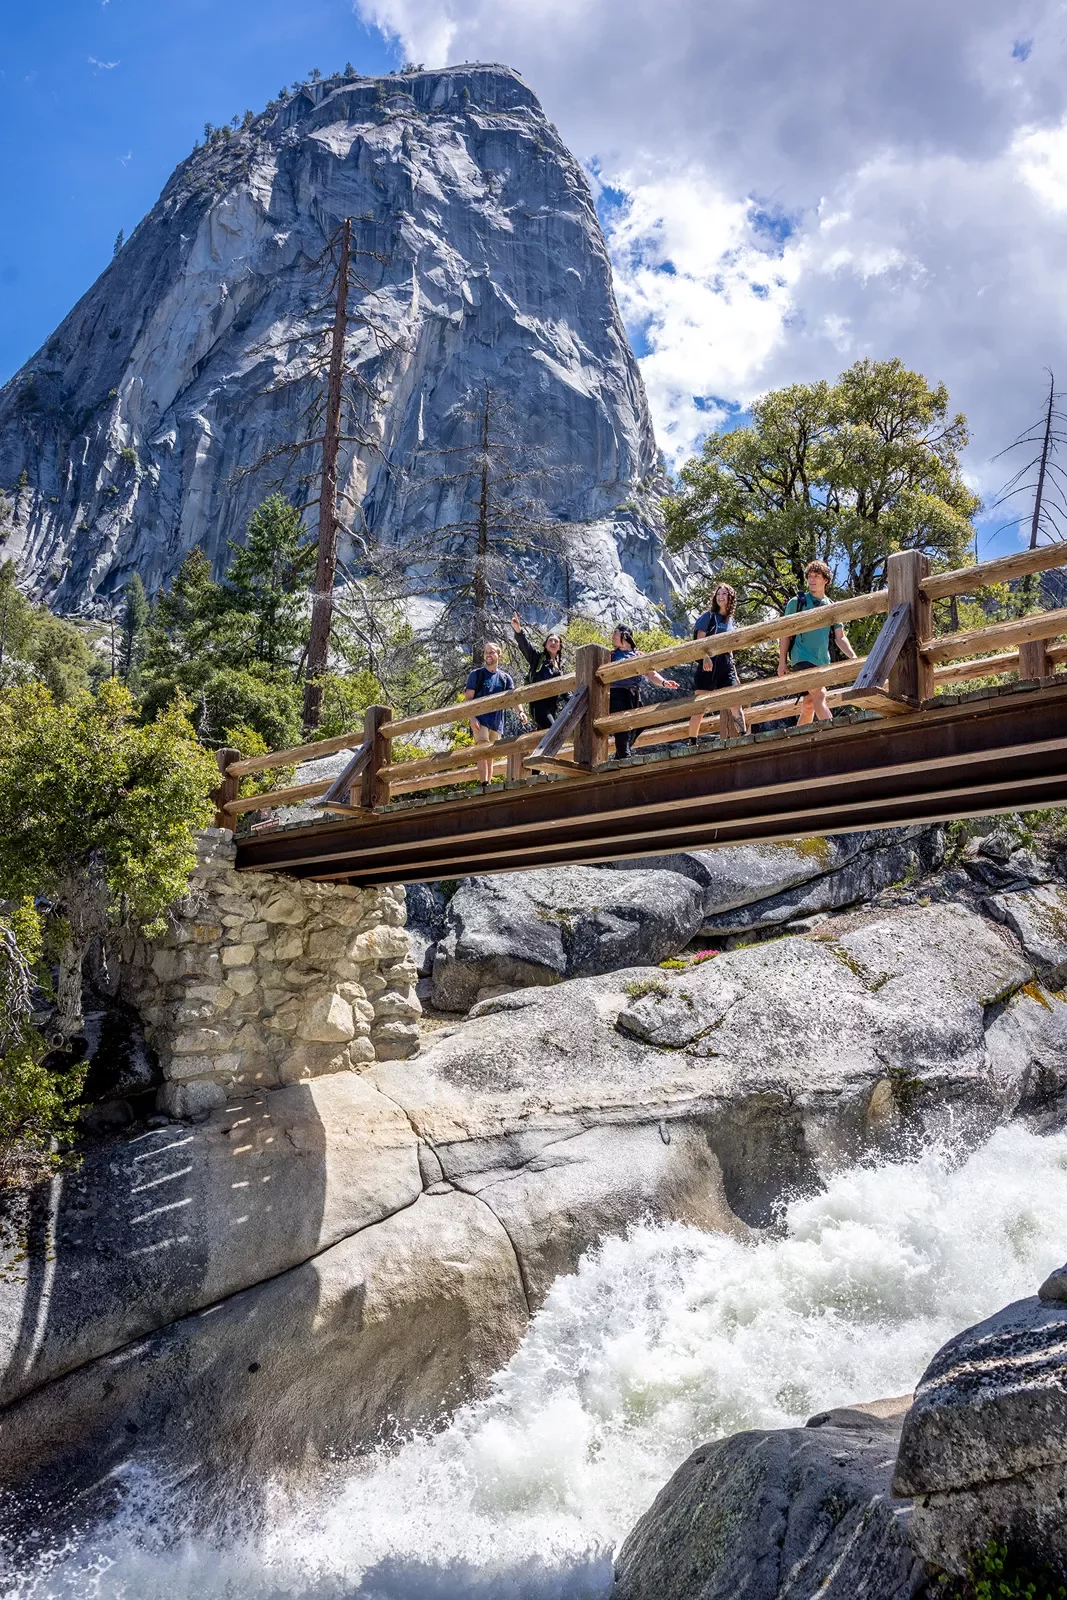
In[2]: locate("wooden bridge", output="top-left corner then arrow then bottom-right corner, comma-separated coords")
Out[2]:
222,545 -> 1067,885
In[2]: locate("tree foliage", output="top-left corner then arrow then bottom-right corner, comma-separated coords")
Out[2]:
0,560 -> 94,700
0,900 -> 85,1205
0,680 -> 216,1036
666,358 -> 980,617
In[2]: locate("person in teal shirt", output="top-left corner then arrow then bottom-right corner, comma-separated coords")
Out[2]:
777,560 -> 857,724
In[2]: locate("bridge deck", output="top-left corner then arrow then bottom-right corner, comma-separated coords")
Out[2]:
235,679 -> 1067,885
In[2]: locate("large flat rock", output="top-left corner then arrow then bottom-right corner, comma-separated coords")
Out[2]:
0,1074 -> 421,1408
0,1189 -> 528,1519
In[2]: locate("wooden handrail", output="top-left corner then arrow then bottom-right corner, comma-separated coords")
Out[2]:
227,731 -> 366,777
225,777 -> 333,816
384,673 -> 577,740
596,590 -> 888,683
921,541 -> 1067,601
380,727 -> 548,784
921,606 -> 1067,665
217,543 -> 1067,810
596,656 -> 869,736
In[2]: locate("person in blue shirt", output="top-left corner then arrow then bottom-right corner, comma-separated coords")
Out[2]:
609,626 -> 678,760
464,640 -> 515,787
776,560 -> 856,724
688,582 -> 746,741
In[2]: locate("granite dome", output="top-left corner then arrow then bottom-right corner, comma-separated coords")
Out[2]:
0,64 -> 679,623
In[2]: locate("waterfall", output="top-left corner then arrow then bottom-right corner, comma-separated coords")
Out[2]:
7,1122 -> 1067,1600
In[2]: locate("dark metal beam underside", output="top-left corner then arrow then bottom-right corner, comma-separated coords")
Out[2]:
235,686 -> 1067,885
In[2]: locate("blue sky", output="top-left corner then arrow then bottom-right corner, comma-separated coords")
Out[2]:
4,0 -> 1066,564
0,0 -> 398,386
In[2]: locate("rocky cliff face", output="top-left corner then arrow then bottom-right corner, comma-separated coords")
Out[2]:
0,65 -> 677,623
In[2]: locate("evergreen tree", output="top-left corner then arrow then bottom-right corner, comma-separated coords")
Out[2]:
221,494 -> 314,668
113,229 -> 124,256
121,572 -> 149,688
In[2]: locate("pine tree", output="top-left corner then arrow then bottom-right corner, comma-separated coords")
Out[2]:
120,573 -> 148,688
113,229 -> 124,256
222,495 -> 314,668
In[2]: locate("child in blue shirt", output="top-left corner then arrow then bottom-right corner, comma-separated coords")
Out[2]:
464,640 -> 515,786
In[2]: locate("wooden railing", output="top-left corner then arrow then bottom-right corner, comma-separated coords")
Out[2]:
212,541 -> 1067,828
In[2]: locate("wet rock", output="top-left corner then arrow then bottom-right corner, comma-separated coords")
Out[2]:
0,1074 -> 421,1409
405,883 -> 448,978
614,1414 -> 923,1600
430,864 -> 706,1012
0,1191 -> 528,1516
1039,1262 -> 1067,1302
985,882 -> 1067,986
894,1295 -> 1067,1576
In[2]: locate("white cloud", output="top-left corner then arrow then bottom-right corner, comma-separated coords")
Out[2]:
356,0 -> 1067,509
88,55 -> 120,70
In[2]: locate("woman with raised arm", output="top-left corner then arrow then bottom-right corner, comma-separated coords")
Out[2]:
609,626 -> 679,761
511,612 -> 565,730
688,582 -> 747,741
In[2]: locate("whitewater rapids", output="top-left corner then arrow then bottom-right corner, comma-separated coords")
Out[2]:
6,1122 -> 1067,1599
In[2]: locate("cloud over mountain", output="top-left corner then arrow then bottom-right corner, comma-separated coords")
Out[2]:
357,0 -> 1067,522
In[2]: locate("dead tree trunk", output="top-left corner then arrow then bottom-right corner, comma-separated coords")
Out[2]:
471,384 -> 491,664
303,216 -> 352,731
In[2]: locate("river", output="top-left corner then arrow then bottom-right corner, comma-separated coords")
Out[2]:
6,1121 -> 1067,1599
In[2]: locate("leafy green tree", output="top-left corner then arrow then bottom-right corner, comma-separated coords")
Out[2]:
0,680 -> 217,1037
0,560 -> 93,700
666,358 -> 980,617
0,900 -> 85,1203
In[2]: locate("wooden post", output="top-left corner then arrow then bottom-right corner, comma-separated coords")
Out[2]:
1019,637 -> 1051,682
886,550 -> 934,704
213,747 -> 240,830
574,643 -> 610,770
506,745 -> 525,783
361,705 -> 392,810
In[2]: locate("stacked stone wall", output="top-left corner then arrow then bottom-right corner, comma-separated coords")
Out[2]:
119,830 -> 421,1117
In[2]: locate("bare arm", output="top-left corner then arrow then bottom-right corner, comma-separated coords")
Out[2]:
645,669 -> 679,689
835,625 -> 857,661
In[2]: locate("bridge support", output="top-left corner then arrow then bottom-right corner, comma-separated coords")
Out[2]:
1020,637 -> 1051,680
574,643 -> 610,770
887,549 -> 934,703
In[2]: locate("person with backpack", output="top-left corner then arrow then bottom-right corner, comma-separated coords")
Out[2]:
777,560 -> 857,725
464,640 -> 515,787
609,626 -> 679,760
511,612 -> 565,730
688,582 -> 746,741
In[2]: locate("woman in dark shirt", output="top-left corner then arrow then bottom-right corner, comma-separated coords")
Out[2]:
609,626 -> 678,760
511,612 -> 565,730
689,583 -> 746,740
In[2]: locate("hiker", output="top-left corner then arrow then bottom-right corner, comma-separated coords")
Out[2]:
777,560 -> 857,724
688,582 -> 746,741
609,626 -> 679,760
464,640 -> 515,787
511,612 -> 565,730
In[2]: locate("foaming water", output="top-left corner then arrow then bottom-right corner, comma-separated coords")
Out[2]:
7,1123 -> 1067,1599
